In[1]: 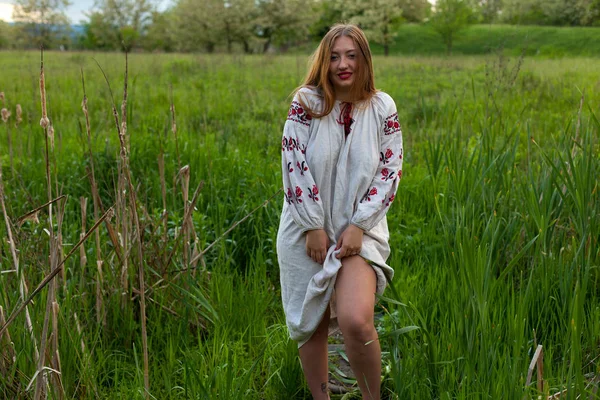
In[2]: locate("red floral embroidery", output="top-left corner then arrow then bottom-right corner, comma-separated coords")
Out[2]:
336,102 -> 354,137
296,161 -> 308,175
383,113 -> 401,136
398,170 -> 403,179
287,101 -> 312,126
285,188 -> 294,204
282,136 -> 298,152
382,193 -> 396,207
380,148 -> 393,164
308,185 -> 319,202
295,186 -> 303,203
287,162 -> 294,173
361,187 -> 378,202
381,168 -> 395,181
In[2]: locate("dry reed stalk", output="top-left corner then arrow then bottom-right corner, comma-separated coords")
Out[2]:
51,301 -> 64,399
81,70 -> 108,326
16,195 -> 66,227
524,344 -> 544,399
2,104 -> 14,175
164,180 -> 204,272
34,47 -> 60,400
95,54 -> 150,398
79,197 -> 88,271
169,84 -> 181,169
123,74 -> 150,400
56,196 -> 67,291
176,166 -> 191,271
590,376 -> 599,400
0,165 -> 40,362
0,206 -> 115,338
0,305 -> 16,374
158,149 -> 168,272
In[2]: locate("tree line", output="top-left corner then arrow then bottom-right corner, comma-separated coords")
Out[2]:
0,0 -> 599,54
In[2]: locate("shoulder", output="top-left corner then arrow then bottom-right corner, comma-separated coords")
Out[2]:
294,86 -> 323,109
287,87 -> 322,127
371,91 -> 401,135
370,91 -> 396,116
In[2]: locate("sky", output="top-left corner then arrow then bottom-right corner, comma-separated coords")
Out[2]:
0,0 -> 170,24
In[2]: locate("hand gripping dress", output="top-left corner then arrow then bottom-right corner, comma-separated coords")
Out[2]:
276,87 -> 403,347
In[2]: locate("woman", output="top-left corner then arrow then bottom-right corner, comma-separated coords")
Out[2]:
276,24 -> 403,400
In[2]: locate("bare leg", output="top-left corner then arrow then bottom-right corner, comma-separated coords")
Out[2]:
335,256 -> 380,400
299,306 -> 331,400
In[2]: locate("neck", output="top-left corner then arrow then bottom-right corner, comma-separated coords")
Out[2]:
335,88 -> 352,102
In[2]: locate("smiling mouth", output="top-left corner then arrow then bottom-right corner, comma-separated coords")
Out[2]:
338,72 -> 352,80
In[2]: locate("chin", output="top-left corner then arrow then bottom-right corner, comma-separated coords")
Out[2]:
335,79 -> 354,89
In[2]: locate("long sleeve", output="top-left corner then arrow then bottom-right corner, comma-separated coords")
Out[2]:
281,95 -> 325,233
351,99 -> 403,232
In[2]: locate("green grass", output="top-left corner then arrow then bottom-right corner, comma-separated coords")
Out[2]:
371,23 -> 600,57
0,50 -> 598,399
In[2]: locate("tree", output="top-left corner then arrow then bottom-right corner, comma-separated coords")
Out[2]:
339,0 -> 404,57
12,0 -> 71,49
221,0 -> 258,53
141,10 -> 175,52
476,0 -> 502,23
255,0 -> 317,53
309,0 -> 344,40
93,0 -> 156,51
430,0 -> 473,55
0,20 -> 17,49
172,0 -> 223,52
81,11 -> 119,50
398,0 -> 431,22
579,0 -> 600,25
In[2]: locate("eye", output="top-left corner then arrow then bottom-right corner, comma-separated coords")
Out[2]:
331,55 -> 339,61
348,54 -> 356,59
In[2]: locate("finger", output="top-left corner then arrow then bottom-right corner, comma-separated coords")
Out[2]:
310,250 -> 317,263
320,249 -> 327,264
335,237 -> 342,250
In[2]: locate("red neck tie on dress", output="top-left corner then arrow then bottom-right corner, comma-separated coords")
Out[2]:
337,102 -> 353,138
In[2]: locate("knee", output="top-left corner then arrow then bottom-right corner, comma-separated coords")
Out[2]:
338,312 -> 375,343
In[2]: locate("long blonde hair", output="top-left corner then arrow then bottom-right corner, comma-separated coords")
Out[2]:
295,24 -> 376,118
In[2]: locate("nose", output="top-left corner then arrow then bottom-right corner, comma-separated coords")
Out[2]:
339,56 -> 348,70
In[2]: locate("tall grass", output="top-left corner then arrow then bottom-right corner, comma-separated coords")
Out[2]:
0,51 -> 598,398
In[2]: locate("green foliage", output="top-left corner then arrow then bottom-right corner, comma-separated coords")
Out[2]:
378,23 -> 600,57
11,0 -> 71,49
0,51 -> 599,398
80,11 -> 119,50
499,0 -> 600,26
430,0 -> 475,55
0,20 -> 16,49
91,0 -> 156,51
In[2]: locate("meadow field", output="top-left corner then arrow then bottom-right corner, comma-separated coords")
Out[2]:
0,50 -> 598,399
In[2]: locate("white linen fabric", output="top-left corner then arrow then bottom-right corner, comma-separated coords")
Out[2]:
276,87 -> 403,347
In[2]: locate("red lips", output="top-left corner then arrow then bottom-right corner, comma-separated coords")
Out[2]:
338,72 -> 352,80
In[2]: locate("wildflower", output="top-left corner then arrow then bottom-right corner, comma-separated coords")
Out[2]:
15,104 -> 22,125
1,108 -> 10,123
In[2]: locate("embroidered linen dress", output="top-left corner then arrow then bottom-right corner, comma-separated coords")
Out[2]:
276,87 -> 403,347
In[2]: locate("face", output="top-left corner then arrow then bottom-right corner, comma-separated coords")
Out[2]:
328,35 -> 358,95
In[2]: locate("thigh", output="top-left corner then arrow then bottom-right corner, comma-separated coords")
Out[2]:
334,256 -> 377,322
